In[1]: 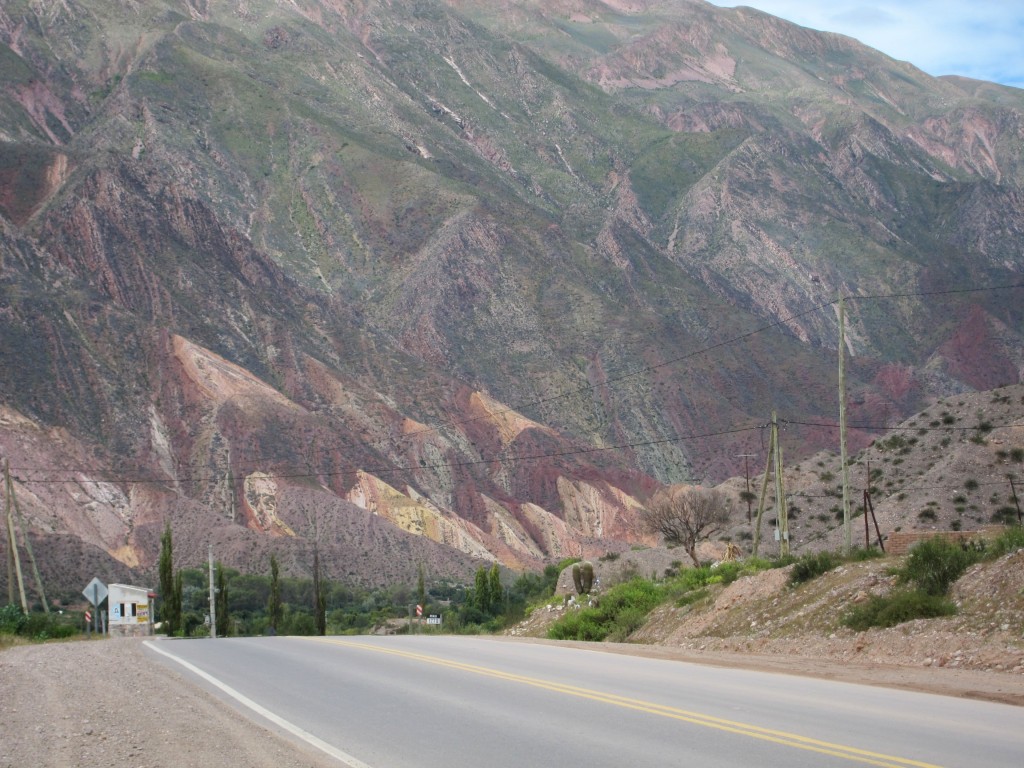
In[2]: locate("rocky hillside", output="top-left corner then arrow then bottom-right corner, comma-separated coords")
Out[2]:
510,546 -> 1024,689
1,1 -> 1022,596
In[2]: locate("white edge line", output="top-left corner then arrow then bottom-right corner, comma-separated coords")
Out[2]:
143,640 -> 373,768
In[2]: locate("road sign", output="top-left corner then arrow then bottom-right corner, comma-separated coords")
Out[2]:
84,610 -> 92,623
427,614 -> 442,626
415,604 -> 423,617
82,577 -> 107,606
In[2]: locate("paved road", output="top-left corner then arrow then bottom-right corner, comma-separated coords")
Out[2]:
145,636 -> 1022,768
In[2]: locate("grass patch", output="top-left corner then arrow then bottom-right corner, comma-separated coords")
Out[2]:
842,590 -> 956,631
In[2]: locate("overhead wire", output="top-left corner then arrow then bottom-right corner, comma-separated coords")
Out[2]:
7,282 -> 1023,486
10,423 -> 767,486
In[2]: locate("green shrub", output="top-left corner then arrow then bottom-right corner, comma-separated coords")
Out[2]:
789,551 -> 839,585
0,607 -> 79,640
21,613 -> 78,640
0,604 -> 26,634
985,526 -> 1024,559
842,590 -> 956,631
712,561 -> 743,585
547,578 -> 663,642
898,537 -> 978,596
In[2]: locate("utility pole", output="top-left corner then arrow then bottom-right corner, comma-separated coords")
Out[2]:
751,445 -> 773,558
773,414 -> 789,557
5,460 -> 28,613
838,294 -> 852,555
736,453 -> 755,523
208,543 -> 217,639
6,461 -> 47,612
752,413 -> 787,557
865,460 -> 871,550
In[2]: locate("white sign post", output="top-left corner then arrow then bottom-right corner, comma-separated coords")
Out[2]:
82,578 -> 108,635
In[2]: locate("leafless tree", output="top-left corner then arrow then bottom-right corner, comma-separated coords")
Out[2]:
641,486 -> 730,567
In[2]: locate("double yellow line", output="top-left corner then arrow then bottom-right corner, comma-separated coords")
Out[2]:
310,638 -> 942,768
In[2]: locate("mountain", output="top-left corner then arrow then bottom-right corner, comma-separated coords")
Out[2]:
1,0 -> 1022,597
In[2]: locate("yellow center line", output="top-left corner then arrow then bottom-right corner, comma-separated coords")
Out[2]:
308,638 -> 943,768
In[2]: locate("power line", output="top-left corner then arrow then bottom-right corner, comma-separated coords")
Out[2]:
10,423 -> 766,487
781,417 -> 1024,432
8,283 -> 1022,487
384,282 -> 1024,447
850,283 -> 1024,300
403,299 -> 835,441
791,476 -> 1020,499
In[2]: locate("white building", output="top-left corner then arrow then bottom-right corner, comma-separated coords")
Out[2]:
107,583 -> 154,637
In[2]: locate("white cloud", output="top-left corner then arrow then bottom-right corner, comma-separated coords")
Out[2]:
707,1 -> 1024,89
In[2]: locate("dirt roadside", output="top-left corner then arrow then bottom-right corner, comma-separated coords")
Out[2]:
0,637 -> 340,768
2,632 -> 1022,768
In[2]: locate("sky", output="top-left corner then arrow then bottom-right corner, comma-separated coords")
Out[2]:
706,1 -> 1024,89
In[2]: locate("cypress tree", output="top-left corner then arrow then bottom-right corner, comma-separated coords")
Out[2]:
473,566 -> 489,613
158,524 -> 175,635
488,564 -> 502,615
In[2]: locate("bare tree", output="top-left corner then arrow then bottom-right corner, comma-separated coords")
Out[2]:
641,486 -> 730,567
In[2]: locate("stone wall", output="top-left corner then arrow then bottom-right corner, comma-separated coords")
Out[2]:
886,527 -> 1006,556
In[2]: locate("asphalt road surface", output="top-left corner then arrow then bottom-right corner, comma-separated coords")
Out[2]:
145,636 -> 1023,768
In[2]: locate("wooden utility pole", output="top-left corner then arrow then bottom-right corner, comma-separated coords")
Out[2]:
773,414 -> 790,557
6,462 -> 47,612
838,294 -> 852,555
865,460 -> 871,550
751,442 -> 773,558
752,413 -> 788,557
4,460 -> 28,613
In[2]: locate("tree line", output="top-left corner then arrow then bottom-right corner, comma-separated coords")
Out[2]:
156,525 -> 571,637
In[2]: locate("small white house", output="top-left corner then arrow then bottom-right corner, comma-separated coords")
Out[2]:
108,583 -> 154,637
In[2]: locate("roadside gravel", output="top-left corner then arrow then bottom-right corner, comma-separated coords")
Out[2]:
0,637 -> 339,768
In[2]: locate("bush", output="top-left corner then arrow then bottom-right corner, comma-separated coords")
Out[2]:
0,606 -> 79,640
547,578 -> 663,642
789,551 -> 839,585
842,590 -> 956,631
898,537 -> 978,596
0,604 -> 27,634
21,613 -> 78,640
985,526 -> 1024,559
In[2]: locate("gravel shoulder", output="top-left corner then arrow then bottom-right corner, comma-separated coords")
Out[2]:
0,637 -> 340,768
